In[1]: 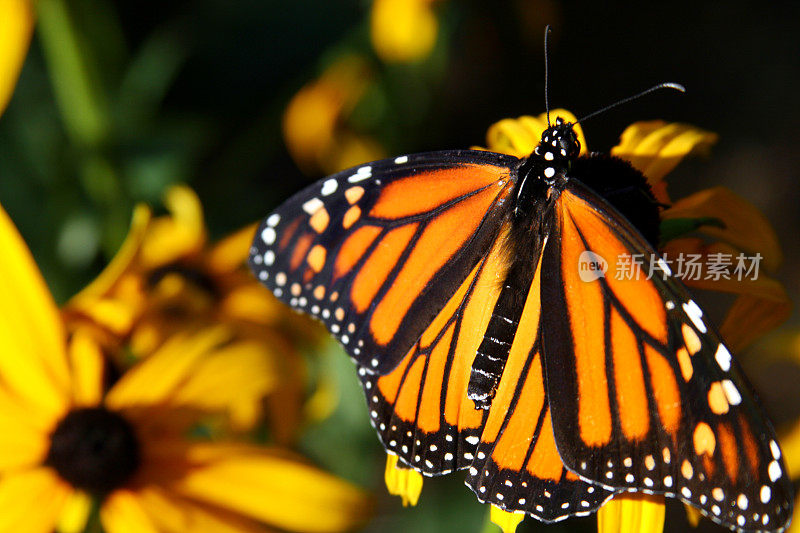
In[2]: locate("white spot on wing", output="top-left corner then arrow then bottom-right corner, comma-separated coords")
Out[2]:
266,213 -> 280,226
721,379 -> 742,405
261,227 -> 276,245
737,494 -> 749,510
321,179 -> 338,196
768,460 -> 782,481
770,440 -> 781,459
394,155 -> 408,164
715,344 -> 732,371
348,166 -> 373,183
657,257 -> 672,276
302,197 -> 324,214
683,300 -> 707,333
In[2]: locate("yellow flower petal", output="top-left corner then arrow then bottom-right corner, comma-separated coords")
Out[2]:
684,502 -> 702,528
719,292 -> 792,353
67,205 -> 151,306
490,505 -> 524,533
371,0 -> 438,63
68,328 -> 104,407
57,490 -> 93,533
0,389 -> 49,470
169,443 -> 371,533
610,121 -> 717,185
304,370 -> 339,423
781,420 -> 800,480
105,326 -> 233,410
326,132 -> 386,174
0,203 -> 69,417
219,284 -> 283,324
206,222 -> 257,275
484,109 -> 586,158
384,454 -> 423,506
169,339 -> 279,425
662,186 -> 782,271
101,490 -> 159,533
283,55 -> 371,173
140,185 -> 206,269
597,493 -> 665,533
132,485 -> 272,533
0,467 -> 72,533
66,295 -> 141,337
0,0 -> 34,116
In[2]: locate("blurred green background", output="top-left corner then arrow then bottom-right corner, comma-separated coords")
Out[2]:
1,1 -> 799,532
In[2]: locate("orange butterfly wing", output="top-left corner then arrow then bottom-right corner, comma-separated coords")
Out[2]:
465,250 -> 617,521
249,151 -> 517,373
358,222 -> 511,474
541,181 -> 792,531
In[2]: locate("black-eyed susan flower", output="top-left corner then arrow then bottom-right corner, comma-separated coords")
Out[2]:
0,0 -> 33,116
0,202 -> 371,533
63,185 -> 325,440
283,54 -> 385,175
370,0 -> 440,63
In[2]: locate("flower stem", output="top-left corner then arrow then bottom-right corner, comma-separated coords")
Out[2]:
35,0 -> 128,252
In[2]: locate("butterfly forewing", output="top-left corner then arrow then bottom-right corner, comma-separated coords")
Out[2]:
249,150 -> 518,374
541,181 -> 792,531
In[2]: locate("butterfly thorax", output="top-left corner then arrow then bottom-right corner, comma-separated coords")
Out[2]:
514,118 -> 581,218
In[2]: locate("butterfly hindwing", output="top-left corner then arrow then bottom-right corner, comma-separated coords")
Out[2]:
249,150 -> 518,373
541,180 -> 793,531
465,250 -> 617,521
357,221 -> 515,474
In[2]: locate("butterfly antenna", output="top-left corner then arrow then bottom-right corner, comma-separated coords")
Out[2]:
544,25 -> 552,127
576,82 -> 686,124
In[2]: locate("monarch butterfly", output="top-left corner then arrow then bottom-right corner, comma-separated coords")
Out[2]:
248,108 -> 792,530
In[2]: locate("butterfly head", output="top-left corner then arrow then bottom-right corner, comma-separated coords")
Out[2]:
537,117 -> 581,165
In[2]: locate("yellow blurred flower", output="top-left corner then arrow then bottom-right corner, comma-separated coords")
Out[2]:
0,0 -> 34,116
0,202 -> 371,533
597,494 -> 666,533
370,0 -> 439,63
283,54 -> 385,175
384,455 -> 422,507
490,505 -> 525,533
63,185 -> 325,440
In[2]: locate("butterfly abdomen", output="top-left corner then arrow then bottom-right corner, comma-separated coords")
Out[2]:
467,264 -> 531,410
468,179 -> 549,410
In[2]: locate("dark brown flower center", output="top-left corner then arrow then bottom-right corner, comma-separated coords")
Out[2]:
45,407 -> 140,497
148,263 -> 218,298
